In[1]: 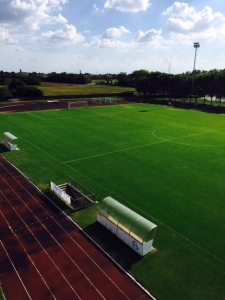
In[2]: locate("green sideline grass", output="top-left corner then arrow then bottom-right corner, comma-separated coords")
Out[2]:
0,285 -> 5,300
0,104 -> 225,300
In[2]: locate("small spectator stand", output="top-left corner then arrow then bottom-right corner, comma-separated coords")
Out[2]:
97,196 -> 157,256
1,132 -> 18,151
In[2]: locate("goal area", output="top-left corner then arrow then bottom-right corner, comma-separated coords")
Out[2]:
68,101 -> 88,109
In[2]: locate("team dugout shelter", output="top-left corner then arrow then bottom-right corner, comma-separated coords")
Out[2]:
1,132 -> 18,151
97,197 -> 157,256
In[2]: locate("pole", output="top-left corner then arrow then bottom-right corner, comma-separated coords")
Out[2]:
190,42 -> 200,103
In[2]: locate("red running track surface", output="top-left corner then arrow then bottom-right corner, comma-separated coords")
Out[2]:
0,155 -> 153,300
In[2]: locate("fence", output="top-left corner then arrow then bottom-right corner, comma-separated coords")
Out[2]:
67,176 -> 95,202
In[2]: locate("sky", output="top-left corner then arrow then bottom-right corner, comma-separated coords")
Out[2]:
1,0 -> 225,74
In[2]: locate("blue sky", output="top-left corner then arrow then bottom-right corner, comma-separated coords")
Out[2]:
1,0 -> 225,74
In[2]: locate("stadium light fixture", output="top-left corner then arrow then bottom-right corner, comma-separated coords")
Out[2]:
190,42 -> 200,99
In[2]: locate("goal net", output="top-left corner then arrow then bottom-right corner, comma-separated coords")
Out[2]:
104,98 -> 118,104
91,98 -> 102,104
68,101 -> 88,109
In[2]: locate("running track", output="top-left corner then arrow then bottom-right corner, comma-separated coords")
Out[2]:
0,155 -> 153,300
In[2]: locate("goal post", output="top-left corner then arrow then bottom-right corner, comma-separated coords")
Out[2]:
68,101 -> 88,109
104,98 -> 118,104
91,98 -> 102,104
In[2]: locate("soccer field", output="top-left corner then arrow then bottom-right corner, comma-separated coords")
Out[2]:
1,103 -> 225,300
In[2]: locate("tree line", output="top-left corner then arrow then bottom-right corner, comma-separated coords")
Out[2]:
0,71 -> 91,101
1,69 -> 225,104
116,69 -> 225,105
41,72 -> 91,84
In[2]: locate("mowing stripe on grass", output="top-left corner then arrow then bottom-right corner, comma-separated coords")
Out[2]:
153,127 -> 225,147
63,126 -> 225,164
26,112 -> 46,120
3,129 -> 224,266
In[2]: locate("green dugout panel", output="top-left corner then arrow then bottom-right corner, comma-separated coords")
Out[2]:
1,132 -> 18,151
97,196 -> 157,256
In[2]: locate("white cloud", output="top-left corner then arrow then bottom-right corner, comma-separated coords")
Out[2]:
136,29 -> 162,44
35,24 -> 85,45
0,26 -> 18,43
94,4 -> 99,11
101,26 -> 130,39
47,14 -> 67,25
162,2 -> 195,17
86,25 -> 130,48
0,0 -> 67,29
104,0 -> 151,13
163,3 -> 225,43
89,37 -> 129,48
15,47 -> 23,51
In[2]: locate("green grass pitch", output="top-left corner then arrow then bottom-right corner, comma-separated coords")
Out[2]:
0,103 -> 225,300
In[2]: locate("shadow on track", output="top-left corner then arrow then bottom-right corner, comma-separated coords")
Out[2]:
83,221 -> 142,271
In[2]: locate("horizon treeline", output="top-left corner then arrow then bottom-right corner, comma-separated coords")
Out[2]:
1,69 -> 225,104
116,69 -> 225,104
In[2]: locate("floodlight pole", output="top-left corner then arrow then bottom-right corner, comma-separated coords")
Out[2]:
190,42 -> 200,102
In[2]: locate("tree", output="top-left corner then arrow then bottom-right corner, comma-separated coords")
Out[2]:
24,87 -> 44,98
132,70 -> 149,95
215,71 -> 225,106
75,74 -> 91,84
0,87 -> 11,101
8,79 -> 27,97
204,72 -> 217,106
117,72 -> 131,86
21,76 -> 41,85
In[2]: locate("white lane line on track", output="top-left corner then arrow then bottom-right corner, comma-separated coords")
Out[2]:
0,104 -> 24,109
0,239 -> 32,300
2,128 -> 224,266
1,209 -> 57,300
0,173 -> 106,300
0,189 -> 82,300
0,164 -> 132,300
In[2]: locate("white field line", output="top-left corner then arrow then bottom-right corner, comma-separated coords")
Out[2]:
0,173 -> 107,300
25,112 -> 46,120
63,142 -> 164,163
0,206 -> 57,300
0,164 -> 132,300
0,240 -> 32,300
121,198 -> 225,266
63,127 -> 223,164
25,112 -> 74,121
2,127 -> 225,265
0,157 -> 220,300
152,127 -> 225,147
